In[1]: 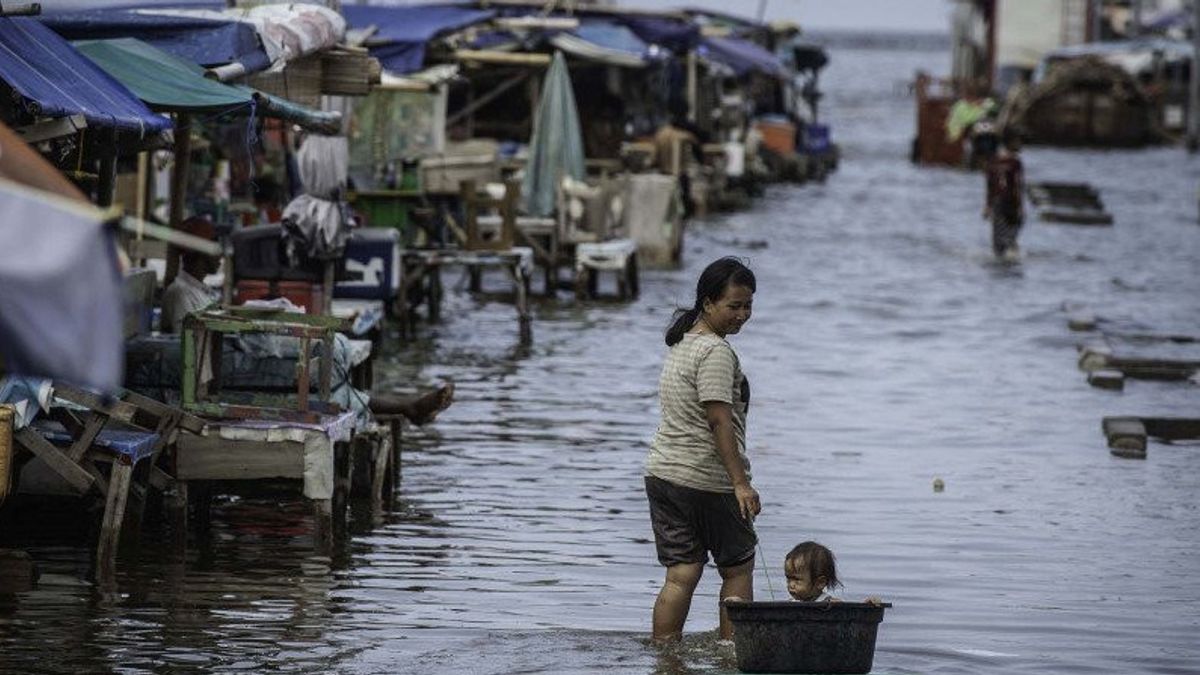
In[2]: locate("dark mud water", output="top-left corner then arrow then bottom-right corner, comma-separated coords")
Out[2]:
3,41 -> 1200,675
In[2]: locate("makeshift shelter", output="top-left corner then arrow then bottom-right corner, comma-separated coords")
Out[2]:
38,8 -> 272,75
74,38 -> 341,134
521,52 -> 585,218
343,4 -> 496,75
698,36 -> 789,80
0,17 -> 171,141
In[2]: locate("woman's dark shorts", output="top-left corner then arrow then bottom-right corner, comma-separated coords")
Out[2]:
644,474 -> 757,568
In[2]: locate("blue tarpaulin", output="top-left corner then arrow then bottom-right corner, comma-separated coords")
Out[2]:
38,8 -> 270,73
343,4 -> 495,74
0,178 -> 125,393
699,36 -> 788,79
573,19 -> 660,60
0,17 -> 170,136
619,17 -> 701,52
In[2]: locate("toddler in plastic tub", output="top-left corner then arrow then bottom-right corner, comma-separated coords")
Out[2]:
785,541 -> 881,604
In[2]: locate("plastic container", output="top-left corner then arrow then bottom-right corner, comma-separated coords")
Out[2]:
754,119 -> 797,157
724,600 -> 890,674
235,280 -> 325,315
231,224 -> 321,282
334,227 -> 401,301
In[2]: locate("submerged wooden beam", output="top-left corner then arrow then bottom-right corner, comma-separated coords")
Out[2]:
1102,417 -> 1147,459
1087,369 -> 1125,391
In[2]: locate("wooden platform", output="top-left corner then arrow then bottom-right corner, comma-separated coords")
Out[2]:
398,248 -> 534,343
1028,182 -> 1113,225
1102,417 -> 1200,459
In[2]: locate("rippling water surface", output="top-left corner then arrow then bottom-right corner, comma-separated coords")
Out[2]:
4,41 -> 1200,675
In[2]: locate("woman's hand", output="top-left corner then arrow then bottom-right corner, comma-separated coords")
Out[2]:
734,482 -> 760,522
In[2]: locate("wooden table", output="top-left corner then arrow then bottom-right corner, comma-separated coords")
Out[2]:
398,247 -> 534,343
175,410 -> 359,550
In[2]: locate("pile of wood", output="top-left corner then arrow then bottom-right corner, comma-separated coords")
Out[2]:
1027,182 -> 1113,225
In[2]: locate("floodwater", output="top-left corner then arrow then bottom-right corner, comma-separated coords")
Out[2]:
4,39 -> 1200,675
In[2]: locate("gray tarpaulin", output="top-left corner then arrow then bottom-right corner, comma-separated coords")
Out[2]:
0,178 -> 123,392
521,52 -> 585,218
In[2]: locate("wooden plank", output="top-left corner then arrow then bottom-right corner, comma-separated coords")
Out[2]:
14,428 -> 95,494
447,72 -> 529,127
1102,417 -> 1147,459
453,49 -> 550,66
120,389 -> 207,435
1140,418 -> 1200,441
176,434 -> 306,481
14,114 -> 86,144
51,383 -> 139,424
67,415 -> 107,463
1087,369 -> 1125,391
96,461 -> 133,571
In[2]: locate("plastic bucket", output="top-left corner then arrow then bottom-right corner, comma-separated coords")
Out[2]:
724,600 -> 890,674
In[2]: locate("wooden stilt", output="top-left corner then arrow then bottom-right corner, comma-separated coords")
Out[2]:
371,433 -> 391,521
96,460 -> 134,578
312,498 -> 333,553
390,417 -> 403,490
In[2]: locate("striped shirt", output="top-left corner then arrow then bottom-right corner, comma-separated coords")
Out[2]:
646,332 -> 750,493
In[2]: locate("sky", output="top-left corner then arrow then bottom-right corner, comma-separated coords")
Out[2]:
632,0 -> 952,33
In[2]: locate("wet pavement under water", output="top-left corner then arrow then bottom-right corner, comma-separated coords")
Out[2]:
3,40 -> 1200,675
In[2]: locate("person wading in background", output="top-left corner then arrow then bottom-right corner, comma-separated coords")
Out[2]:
644,257 -> 761,642
983,132 -> 1025,259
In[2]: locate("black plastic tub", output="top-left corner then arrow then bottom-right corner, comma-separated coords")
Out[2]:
724,600 -> 891,674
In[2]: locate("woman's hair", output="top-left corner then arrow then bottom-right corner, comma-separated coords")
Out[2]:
665,257 -> 756,346
785,541 -> 841,590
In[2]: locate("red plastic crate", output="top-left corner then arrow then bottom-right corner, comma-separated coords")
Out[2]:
234,280 -> 325,315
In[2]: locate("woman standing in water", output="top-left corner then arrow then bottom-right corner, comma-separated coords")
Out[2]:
645,257 -> 761,641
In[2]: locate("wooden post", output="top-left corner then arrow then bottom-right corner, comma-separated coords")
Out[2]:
370,433 -> 390,521
1190,1 -> 1200,151
389,417 -> 402,490
96,459 -> 134,579
686,50 -> 698,123
96,149 -> 117,208
528,72 -> 542,137
0,404 -> 12,507
166,113 -> 192,285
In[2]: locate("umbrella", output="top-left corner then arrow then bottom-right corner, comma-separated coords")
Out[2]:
521,51 -> 585,218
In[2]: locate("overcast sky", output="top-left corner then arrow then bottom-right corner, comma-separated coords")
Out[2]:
633,0 -> 951,33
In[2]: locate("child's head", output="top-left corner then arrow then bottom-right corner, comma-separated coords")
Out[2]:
784,541 -> 840,601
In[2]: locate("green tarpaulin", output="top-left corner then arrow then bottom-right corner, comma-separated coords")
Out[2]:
75,38 -> 340,133
521,52 -> 585,217
75,38 -> 252,112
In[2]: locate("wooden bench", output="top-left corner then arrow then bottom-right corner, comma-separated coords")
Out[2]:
12,383 -> 205,577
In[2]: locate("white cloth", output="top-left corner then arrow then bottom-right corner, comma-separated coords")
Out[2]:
160,270 -> 217,334
296,135 -> 349,200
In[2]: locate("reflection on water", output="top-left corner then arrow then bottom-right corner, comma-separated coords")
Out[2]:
4,41 -> 1200,674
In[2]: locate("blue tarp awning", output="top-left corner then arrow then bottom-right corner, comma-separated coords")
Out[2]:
38,8 -> 271,74
0,17 -> 171,136
699,36 -> 788,79
343,4 -> 496,74
619,16 -> 700,52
